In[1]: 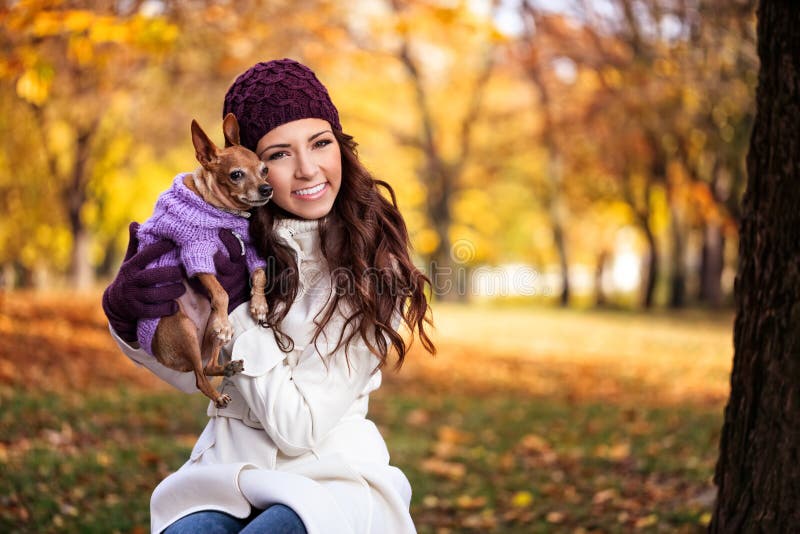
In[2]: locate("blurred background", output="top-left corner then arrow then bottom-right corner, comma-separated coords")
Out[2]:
0,0 -> 755,532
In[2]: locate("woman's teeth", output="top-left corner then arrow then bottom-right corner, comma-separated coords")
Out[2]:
293,183 -> 326,196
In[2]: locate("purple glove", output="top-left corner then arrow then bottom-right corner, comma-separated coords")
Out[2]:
102,222 -> 185,342
212,229 -> 251,314
103,223 -> 252,343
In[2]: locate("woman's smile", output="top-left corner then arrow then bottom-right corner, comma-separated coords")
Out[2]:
292,181 -> 329,199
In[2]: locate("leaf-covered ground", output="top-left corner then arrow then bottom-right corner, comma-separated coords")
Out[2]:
0,292 -> 733,533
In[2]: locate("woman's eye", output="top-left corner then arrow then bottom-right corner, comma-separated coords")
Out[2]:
268,151 -> 288,161
230,170 -> 243,181
314,139 -> 333,149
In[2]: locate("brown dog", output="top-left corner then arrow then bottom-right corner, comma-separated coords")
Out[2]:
150,113 -> 270,408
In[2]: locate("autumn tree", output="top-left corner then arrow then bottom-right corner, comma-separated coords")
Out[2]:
0,0 -> 350,287
343,0 -> 503,300
711,1 -> 800,530
671,0 -> 756,307
0,2 -> 177,288
517,3 -> 573,306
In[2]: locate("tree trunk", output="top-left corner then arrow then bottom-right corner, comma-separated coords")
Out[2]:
66,126 -> 95,289
594,249 -> 608,308
71,229 -> 93,290
698,221 -> 725,307
548,150 -> 570,307
711,2 -> 800,531
668,203 -> 687,309
640,223 -> 658,309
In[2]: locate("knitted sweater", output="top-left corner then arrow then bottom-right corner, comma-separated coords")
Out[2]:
136,173 -> 266,355
137,173 -> 265,277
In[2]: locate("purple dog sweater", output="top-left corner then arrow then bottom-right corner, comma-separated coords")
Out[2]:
136,173 -> 266,355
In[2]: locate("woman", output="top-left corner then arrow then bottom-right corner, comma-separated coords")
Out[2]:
102,59 -> 434,534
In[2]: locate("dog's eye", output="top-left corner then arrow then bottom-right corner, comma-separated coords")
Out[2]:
261,166 -> 268,176
230,170 -> 244,181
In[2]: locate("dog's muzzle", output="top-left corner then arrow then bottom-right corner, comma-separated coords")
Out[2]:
258,184 -> 273,198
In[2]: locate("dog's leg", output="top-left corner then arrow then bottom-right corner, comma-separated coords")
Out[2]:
196,273 -> 243,377
249,268 -> 268,323
153,312 -> 231,408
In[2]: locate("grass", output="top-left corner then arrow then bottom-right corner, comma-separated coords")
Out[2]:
0,292 -> 733,533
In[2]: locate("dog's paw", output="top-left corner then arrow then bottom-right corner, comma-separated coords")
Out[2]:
249,299 -> 269,324
212,317 -> 234,343
215,393 -> 232,409
224,359 -> 244,377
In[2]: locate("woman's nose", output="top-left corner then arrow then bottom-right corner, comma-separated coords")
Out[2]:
294,150 -> 319,179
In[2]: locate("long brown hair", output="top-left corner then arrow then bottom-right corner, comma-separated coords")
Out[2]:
249,129 -> 435,368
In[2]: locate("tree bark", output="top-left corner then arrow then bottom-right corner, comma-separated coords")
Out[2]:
594,249 -> 608,308
668,203 -> 687,309
711,2 -> 800,531
66,125 -> 96,289
548,151 -> 570,307
640,222 -> 658,309
623,173 -> 658,309
698,221 -> 725,307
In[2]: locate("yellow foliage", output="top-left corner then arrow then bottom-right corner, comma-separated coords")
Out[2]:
130,15 -> 179,52
648,186 -> 670,236
449,226 -> 475,262
89,16 -> 130,43
452,188 -> 499,234
47,120 -> 73,154
68,35 -> 94,65
654,58 -> 677,77
31,11 -> 62,37
63,10 -> 94,33
601,67 -> 622,89
415,229 -> 440,256
20,225 -> 71,267
15,66 -> 53,105
682,87 -> 701,112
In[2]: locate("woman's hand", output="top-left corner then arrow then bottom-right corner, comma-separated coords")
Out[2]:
102,223 -> 252,343
213,229 -> 251,314
102,222 -> 186,342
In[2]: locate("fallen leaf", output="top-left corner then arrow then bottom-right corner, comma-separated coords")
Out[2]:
635,514 -> 658,528
421,458 -> 466,480
511,490 -> 534,508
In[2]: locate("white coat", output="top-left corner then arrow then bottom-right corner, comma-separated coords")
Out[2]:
111,218 -> 416,534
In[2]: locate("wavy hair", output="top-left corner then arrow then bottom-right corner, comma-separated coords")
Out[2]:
249,129 -> 435,368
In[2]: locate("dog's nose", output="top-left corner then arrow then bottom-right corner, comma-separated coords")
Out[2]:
259,184 -> 273,197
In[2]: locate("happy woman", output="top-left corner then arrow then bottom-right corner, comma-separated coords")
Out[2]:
102,59 -> 435,534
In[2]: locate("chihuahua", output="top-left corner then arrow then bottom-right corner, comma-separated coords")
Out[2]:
144,113 -> 270,408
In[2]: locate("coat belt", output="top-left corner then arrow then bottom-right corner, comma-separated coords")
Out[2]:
206,380 -> 264,430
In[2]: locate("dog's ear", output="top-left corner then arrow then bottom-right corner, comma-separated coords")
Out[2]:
222,113 -> 240,148
191,119 -> 218,167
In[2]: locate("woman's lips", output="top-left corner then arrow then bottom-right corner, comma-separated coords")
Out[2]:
291,182 -> 328,200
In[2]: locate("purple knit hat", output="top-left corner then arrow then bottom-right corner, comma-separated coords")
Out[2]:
223,59 -> 342,152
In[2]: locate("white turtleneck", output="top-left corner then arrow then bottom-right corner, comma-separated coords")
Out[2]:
272,217 -> 333,354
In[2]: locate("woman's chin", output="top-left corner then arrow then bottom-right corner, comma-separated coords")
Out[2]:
283,202 -> 334,220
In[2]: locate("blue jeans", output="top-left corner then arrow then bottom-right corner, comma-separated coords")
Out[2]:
163,504 -> 307,534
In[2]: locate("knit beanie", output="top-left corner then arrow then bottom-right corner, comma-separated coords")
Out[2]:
223,59 -> 342,152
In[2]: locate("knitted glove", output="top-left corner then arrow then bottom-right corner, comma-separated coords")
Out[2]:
102,222 -> 185,342
103,224 -> 253,342
213,228 -> 251,313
